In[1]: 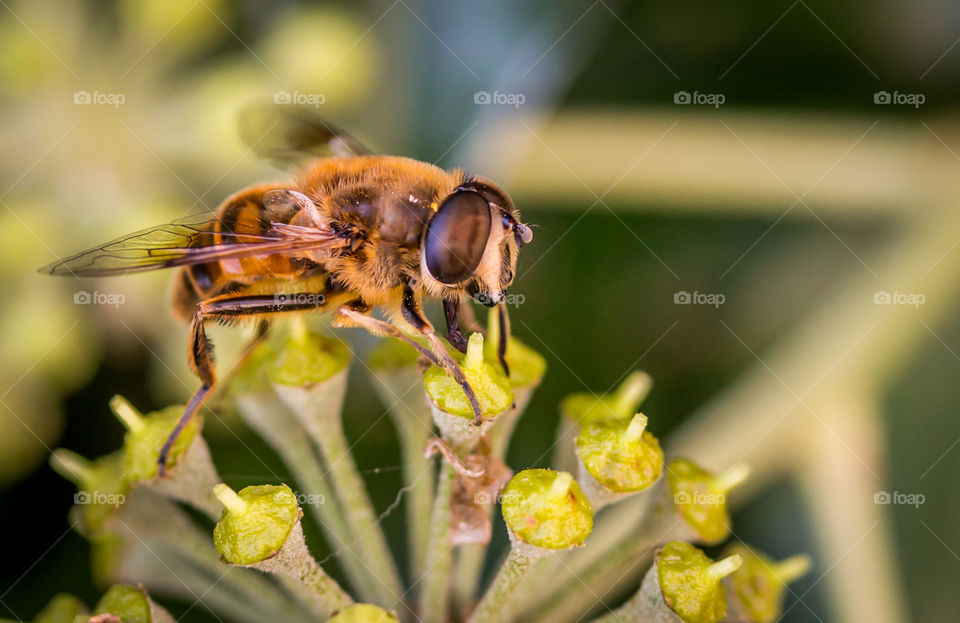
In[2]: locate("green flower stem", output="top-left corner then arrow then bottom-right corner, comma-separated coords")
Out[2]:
422,333 -> 516,618
420,460 -> 457,623
117,541 -> 291,623
213,483 -> 354,618
112,396 -> 219,518
367,348 -> 436,583
722,545 -> 811,623
553,371 -> 653,474
235,390 -> 383,602
467,544 -> 545,623
468,470 -> 593,623
274,378 -> 405,608
592,543 -> 742,623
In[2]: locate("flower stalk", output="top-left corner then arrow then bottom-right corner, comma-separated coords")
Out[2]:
454,315 -> 546,609
233,375 -> 383,603
421,332 -> 514,622
367,338 -> 436,582
267,323 -> 404,607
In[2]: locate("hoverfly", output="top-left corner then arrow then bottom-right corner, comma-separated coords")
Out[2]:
41,106 -> 533,475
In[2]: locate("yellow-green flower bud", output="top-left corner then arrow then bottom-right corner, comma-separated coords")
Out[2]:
34,594 -> 87,623
267,323 -> 351,386
723,544 -> 811,623
667,459 -> 750,545
90,584 -> 172,623
501,469 -> 593,549
367,336 -> 427,369
424,333 -> 513,419
483,308 -> 546,389
328,604 -> 399,622
560,371 -> 652,426
576,413 -> 664,493
213,483 -> 300,565
114,398 -> 197,482
50,449 -> 128,534
658,541 -> 742,623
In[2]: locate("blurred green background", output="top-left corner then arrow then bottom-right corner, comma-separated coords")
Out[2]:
1,1 -> 959,621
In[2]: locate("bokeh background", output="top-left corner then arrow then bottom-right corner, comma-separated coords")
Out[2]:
1,1 -> 959,621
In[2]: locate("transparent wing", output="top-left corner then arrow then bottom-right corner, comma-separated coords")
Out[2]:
239,103 -> 374,169
40,213 -> 339,277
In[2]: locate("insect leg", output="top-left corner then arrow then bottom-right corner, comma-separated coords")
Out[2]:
401,284 -> 484,426
159,292 -> 330,476
334,303 -> 438,363
458,300 -> 485,335
497,301 -> 510,376
442,298 -> 468,353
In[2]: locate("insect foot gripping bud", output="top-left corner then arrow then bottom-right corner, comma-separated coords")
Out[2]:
467,469 -> 594,623
213,483 -> 354,617
111,395 -> 220,519
91,584 -> 176,623
576,412 -> 664,508
721,544 -> 811,623
596,541 -> 742,623
554,370 -> 653,473
424,332 -> 513,451
667,459 -> 751,545
327,604 -> 400,622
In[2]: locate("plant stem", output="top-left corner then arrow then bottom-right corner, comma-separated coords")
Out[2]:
420,461 -> 456,623
282,384 -> 404,605
236,392 -> 382,602
254,521 -> 355,618
369,366 -> 436,582
468,544 -> 544,623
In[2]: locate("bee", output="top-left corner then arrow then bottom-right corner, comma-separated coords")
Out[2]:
41,106 -> 533,475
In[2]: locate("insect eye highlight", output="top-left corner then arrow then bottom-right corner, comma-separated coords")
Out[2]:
423,190 -> 492,285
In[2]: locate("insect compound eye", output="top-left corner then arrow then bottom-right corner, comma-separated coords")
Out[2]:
424,190 -> 492,285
